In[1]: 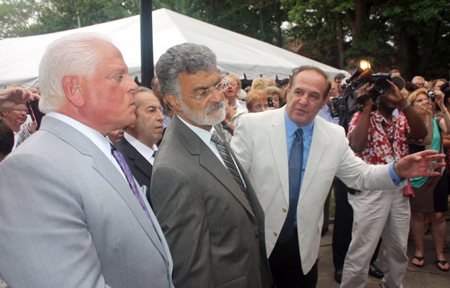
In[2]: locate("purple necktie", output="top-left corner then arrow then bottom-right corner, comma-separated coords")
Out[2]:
110,143 -> 159,236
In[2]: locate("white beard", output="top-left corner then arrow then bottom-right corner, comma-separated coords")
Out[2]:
180,97 -> 226,126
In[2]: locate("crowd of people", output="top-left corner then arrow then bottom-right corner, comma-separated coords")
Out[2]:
0,32 -> 448,288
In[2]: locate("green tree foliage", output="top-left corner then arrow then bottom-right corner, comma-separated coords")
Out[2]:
0,0 -> 38,38
0,0 -> 140,38
282,0 -> 450,80
2,0 -> 448,79
35,0 -> 140,34
152,0 -> 288,47
281,0 -> 348,69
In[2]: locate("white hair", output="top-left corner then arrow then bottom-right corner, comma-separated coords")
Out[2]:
38,32 -> 112,113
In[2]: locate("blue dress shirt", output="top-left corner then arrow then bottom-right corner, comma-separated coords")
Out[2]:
284,111 -> 314,197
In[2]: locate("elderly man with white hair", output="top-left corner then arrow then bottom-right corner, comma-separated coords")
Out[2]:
0,33 -> 174,288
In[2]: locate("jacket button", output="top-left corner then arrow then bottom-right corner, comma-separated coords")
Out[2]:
282,208 -> 287,212
273,232 -> 278,236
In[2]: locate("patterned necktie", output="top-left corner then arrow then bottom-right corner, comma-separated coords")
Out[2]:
211,131 -> 251,206
110,144 -> 158,232
278,128 -> 303,243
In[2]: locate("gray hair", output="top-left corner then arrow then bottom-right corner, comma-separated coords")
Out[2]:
134,86 -> 154,114
155,43 -> 217,102
38,32 -> 113,113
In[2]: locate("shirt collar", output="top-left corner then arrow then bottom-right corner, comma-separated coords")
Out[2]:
45,112 -> 113,160
284,109 -> 315,138
373,110 -> 398,125
177,114 -> 217,146
123,132 -> 157,161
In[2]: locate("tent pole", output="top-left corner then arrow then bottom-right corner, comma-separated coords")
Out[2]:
140,0 -> 153,87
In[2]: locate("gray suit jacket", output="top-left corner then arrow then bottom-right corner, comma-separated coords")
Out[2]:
115,137 -> 153,203
0,116 -> 174,288
150,115 -> 272,288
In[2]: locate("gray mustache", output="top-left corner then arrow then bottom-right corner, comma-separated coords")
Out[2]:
206,101 -> 225,114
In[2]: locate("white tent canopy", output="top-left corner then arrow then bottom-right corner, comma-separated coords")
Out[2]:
0,8 -> 348,88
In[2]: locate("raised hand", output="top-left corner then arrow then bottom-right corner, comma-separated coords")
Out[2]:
393,150 -> 446,179
0,87 -> 40,111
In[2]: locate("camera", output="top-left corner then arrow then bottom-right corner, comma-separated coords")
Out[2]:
341,68 -> 405,106
427,90 -> 435,102
330,97 -> 342,118
334,60 -> 405,129
267,96 -> 273,107
353,73 -> 398,105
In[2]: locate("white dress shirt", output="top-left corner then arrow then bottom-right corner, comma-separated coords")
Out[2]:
123,132 -> 158,165
178,115 -> 246,187
46,112 -> 127,181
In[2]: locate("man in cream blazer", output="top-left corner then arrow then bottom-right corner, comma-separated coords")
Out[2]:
231,66 -> 443,288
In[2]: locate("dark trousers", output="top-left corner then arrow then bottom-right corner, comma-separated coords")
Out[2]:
332,178 -> 381,270
321,186 -> 332,235
269,228 -> 318,288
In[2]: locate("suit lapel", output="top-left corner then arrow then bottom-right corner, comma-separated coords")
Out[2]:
41,117 -> 169,263
122,140 -> 153,179
298,117 -> 327,204
269,108 -> 290,204
90,153 -> 168,260
172,116 -> 256,219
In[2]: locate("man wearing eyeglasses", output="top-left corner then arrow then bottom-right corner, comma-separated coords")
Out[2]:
412,76 -> 426,89
150,43 -> 272,288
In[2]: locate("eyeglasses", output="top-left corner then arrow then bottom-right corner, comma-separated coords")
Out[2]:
181,80 -> 229,101
251,103 -> 269,111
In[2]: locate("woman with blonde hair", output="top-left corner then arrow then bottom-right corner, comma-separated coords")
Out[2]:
251,77 -> 269,90
223,74 -> 247,110
407,88 -> 450,271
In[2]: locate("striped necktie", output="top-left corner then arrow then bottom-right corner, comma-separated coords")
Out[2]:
210,131 -> 250,205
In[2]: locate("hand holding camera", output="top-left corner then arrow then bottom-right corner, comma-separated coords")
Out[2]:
383,80 -> 406,108
434,89 -> 447,111
357,83 -> 373,110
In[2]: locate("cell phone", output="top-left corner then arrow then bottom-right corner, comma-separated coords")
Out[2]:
26,99 -> 45,130
268,96 -> 274,107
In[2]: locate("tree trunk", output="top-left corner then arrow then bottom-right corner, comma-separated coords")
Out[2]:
259,0 -> 265,42
337,18 -> 345,69
345,0 -> 368,40
275,1 -> 282,47
418,20 -> 441,76
209,0 -> 214,23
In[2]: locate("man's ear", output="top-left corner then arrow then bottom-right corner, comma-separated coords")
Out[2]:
62,75 -> 84,108
321,95 -> 330,109
166,94 -> 182,112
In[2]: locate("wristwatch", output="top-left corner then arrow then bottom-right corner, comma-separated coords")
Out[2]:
398,100 -> 411,111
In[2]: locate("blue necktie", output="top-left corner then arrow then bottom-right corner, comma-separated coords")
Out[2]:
278,128 -> 303,243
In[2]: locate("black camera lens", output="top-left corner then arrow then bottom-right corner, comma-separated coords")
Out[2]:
374,79 -> 391,95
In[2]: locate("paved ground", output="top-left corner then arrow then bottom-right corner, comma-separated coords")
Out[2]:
1,223 -> 449,287
318,223 -> 450,287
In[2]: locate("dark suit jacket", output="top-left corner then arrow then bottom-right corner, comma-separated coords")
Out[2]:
150,115 -> 272,288
116,137 -> 153,203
